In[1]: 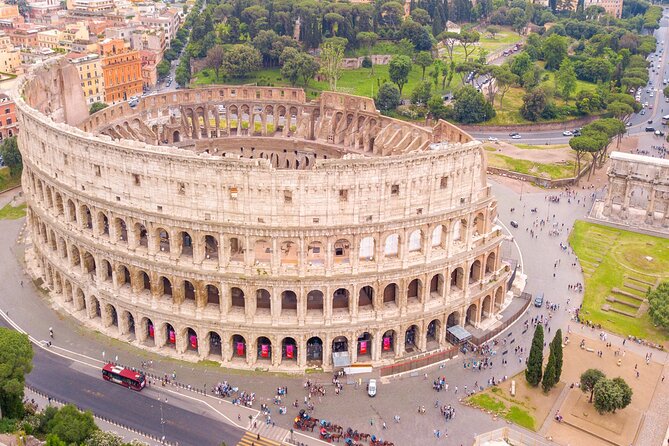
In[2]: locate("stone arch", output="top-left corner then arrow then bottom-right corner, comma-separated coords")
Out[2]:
231,334 -> 246,359
63,280 -> 73,303
141,317 -> 155,345
183,280 -> 196,301
280,240 -> 298,266
405,325 -> 419,351
430,273 -> 444,299
163,322 -> 176,348
121,311 -> 135,339
485,252 -> 496,274
359,236 -> 375,261
494,286 -> 504,311
208,331 -> 222,357
70,245 -> 81,268
82,251 -> 96,276
66,199 -> 77,222
306,336 -> 323,363
333,239 -> 351,263
381,330 -> 395,355
358,285 -> 374,310
231,287 -> 245,310
407,278 -> 422,304
332,288 -> 350,313
281,337 -> 297,362
357,331 -> 373,359
134,222 -> 148,248
185,327 -> 199,352
105,303 -> 119,329
408,229 -> 422,252
117,264 -> 131,289
229,237 -> 244,262
306,241 -> 325,265
54,192 -> 64,216
160,276 -> 173,299
173,130 -> 180,142
383,283 -> 398,306
453,218 -> 466,242
97,211 -> 109,236
90,295 -> 101,320
281,290 -> 297,316
256,336 -> 272,360
74,288 -> 86,311
180,231 -> 193,257
81,205 -> 92,229
466,304 -> 477,326
206,284 -> 220,306
447,311 -> 460,328
306,289 -> 324,314
470,260 -> 482,283
156,227 -> 170,253
137,270 -> 151,295
481,295 -> 492,320
431,225 -> 444,248
114,217 -> 128,242
474,211 -> 485,235
427,319 -> 441,345
450,267 -> 464,290
256,288 -> 271,313
384,234 -> 399,257
204,234 -> 219,260
254,239 -> 271,264
332,335 -> 348,353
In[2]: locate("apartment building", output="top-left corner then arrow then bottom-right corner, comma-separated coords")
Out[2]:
100,38 -> 142,103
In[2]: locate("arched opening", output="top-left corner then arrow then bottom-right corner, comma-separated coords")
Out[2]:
333,239 -> 351,264
466,304 -> 477,326
357,332 -> 372,359
359,236 -> 375,261
384,234 -> 399,258
231,287 -> 245,311
157,228 -> 170,253
106,304 -> 118,329
306,290 -> 324,314
183,280 -> 195,302
180,231 -> 193,257
142,318 -> 155,346
282,337 -> 297,362
408,230 -> 422,252
164,323 -> 176,348
358,286 -> 374,310
74,288 -> 86,311
82,251 -> 96,277
70,246 -> 81,268
306,241 -> 325,265
256,288 -> 271,314
447,311 -> 460,328
474,212 -> 485,235
98,212 -> 109,236
430,274 -> 444,299
280,241 -> 298,266
450,267 -> 464,290
231,334 -> 246,359
138,271 -> 151,295
67,199 -> 77,223
332,336 -> 348,353
485,252 -> 496,274
453,219 -> 466,242
82,205 -> 92,229
161,277 -> 173,299
55,193 -> 64,216
206,285 -> 220,306
118,265 -> 131,289
115,218 -> 128,242
281,290 -> 297,317
381,330 -> 395,356
135,223 -> 148,248
332,288 -> 350,314
123,311 -> 135,339
91,296 -> 101,320
254,239 -> 271,264
186,327 -> 198,352
407,279 -> 422,304
229,237 -> 244,262
383,283 -> 398,306
257,336 -> 272,360
208,332 -> 222,357
494,286 -> 504,311
101,260 -> 112,282
405,325 -> 418,352
427,319 -> 440,349
431,225 -> 444,249
306,337 -> 323,364
481,295 -> 492,320
470,260 -> 482,283
173,130 -> 180,142
63,281 -> 73,303
204,235 -> 219,260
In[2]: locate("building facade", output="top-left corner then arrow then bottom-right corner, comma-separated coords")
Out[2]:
0,93 -> 17,139
17,61 -> 512,371
68,52 -> 105,105
100,39 -> 142,103
584,0 -> 623,18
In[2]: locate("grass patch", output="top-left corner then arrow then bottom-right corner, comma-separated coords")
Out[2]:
514,143 -> 569,150
569,221 -> 669,344
0,202 -> 26,220
469,393 -> 506,412
507,405 -> 535,430
0,166 -> 21,192
486,153 -> 577,179
468,388 -> 537,431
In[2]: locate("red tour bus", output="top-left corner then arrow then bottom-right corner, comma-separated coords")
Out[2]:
102,363 -> 146,391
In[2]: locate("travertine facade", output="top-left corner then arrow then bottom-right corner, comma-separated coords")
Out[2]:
17,60 -> 511,371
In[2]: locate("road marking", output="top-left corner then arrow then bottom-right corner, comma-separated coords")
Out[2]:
237,431 -> 281,446
496,220 -> 524,275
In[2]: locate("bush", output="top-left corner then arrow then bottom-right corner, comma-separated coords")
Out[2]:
361,56 -> 372,68
0,418 -> 18,434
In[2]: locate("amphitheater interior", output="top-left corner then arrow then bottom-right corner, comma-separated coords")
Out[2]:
15,58 -> 512,371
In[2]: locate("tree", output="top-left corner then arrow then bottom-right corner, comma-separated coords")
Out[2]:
0,327 -> 33,419
593,378 -> 623,414
510,52 -> 532,86
376,82 -> 401,111
580,368 -> 606,403
223,44 -> 261,79
487,25 -> 501,38
205,45 -> 225,81
45,434 -> 67,446
612,377 -> 633,410
525,324 -> 544,387
459,31 -> 481,62
415,51 -> 433,80
648,281 -> 669,330
543,34 -> 568,71
520,89 -> 548,122
541,330 -> 563,392
439,31 -> 461,63
555,59 -> 577,101
552,329 -> 563,383
157,60 -> 170,80
494,66 -> 519,110
280,49 -> 319,87
541,352 -> 557,393
47,404 -> 98,444
389,55 -> 413,95
85,430 -> 125,446
411,81 -> 432,106
357,32 -> 378,73
453,85 -> 495,124
319,37 -> 347,91
88,102 -> 108,115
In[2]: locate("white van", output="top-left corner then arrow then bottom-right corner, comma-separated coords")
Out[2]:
367,379 -> 377,397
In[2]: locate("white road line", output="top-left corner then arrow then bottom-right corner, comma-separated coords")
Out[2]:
496,219 -> 524,275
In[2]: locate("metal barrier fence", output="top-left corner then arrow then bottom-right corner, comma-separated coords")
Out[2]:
470,293 -> 532,346
379,346 -> 459,377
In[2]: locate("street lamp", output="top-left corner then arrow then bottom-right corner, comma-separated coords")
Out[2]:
159,397 -> 167,444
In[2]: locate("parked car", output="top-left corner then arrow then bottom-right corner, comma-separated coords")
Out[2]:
562,130 -> 573,136
488,136 -> 499,141
534,293 -> 544,308
367,379 -> 377,397
511,134 -> 522,139
645,127 -> 656,132
510,220 -> 519,228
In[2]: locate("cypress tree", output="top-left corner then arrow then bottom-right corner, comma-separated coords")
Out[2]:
552,329 -> 563,383
525,324 -> 544,387
542,353 -> 556,393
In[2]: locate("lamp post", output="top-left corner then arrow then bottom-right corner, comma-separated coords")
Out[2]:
159,397 -> 167,444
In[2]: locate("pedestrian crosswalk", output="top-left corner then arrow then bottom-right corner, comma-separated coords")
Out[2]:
236,431 -> 283,446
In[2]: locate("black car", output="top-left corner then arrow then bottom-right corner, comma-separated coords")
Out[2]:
509,132 -> 520,137
645,127 -> 656,132
510,220 -> 519,228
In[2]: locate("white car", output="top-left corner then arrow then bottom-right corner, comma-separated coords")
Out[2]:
511,134 -> 522,139
367,379 -> 377,397
488,136 -> 499,141
562,130 -> 573,136
650,93 -> 655,97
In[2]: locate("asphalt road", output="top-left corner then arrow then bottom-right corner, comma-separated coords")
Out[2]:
470,9 -> 669,145
0,316 -> 245,446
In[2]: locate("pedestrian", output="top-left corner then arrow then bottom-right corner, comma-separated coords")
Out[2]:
370,418 -> 374,426
382,422 -> 387,430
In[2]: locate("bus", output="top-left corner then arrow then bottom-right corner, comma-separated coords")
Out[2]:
102,363 -> 146,391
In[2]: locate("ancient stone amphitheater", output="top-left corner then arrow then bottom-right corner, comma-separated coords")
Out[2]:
17,59 -> 511,371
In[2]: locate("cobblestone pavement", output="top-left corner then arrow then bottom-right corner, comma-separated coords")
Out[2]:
2,181 -> 667,446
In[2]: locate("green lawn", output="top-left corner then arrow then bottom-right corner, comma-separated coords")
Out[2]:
486,153 -> 577,179
0,166 -> 20,192
0,202 -> 26,220
569,221 -> 669,344
514,143 -> 570,150
193,63 -> 445,100
468,388 -> 536,431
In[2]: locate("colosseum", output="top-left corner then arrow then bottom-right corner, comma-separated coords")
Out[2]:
16,59 -> 511,371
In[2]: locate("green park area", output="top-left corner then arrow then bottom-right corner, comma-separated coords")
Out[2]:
486,153 -> 577,179
0,165 -> 20,192
0,202 -> 26,220
569,221 -> 669,344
